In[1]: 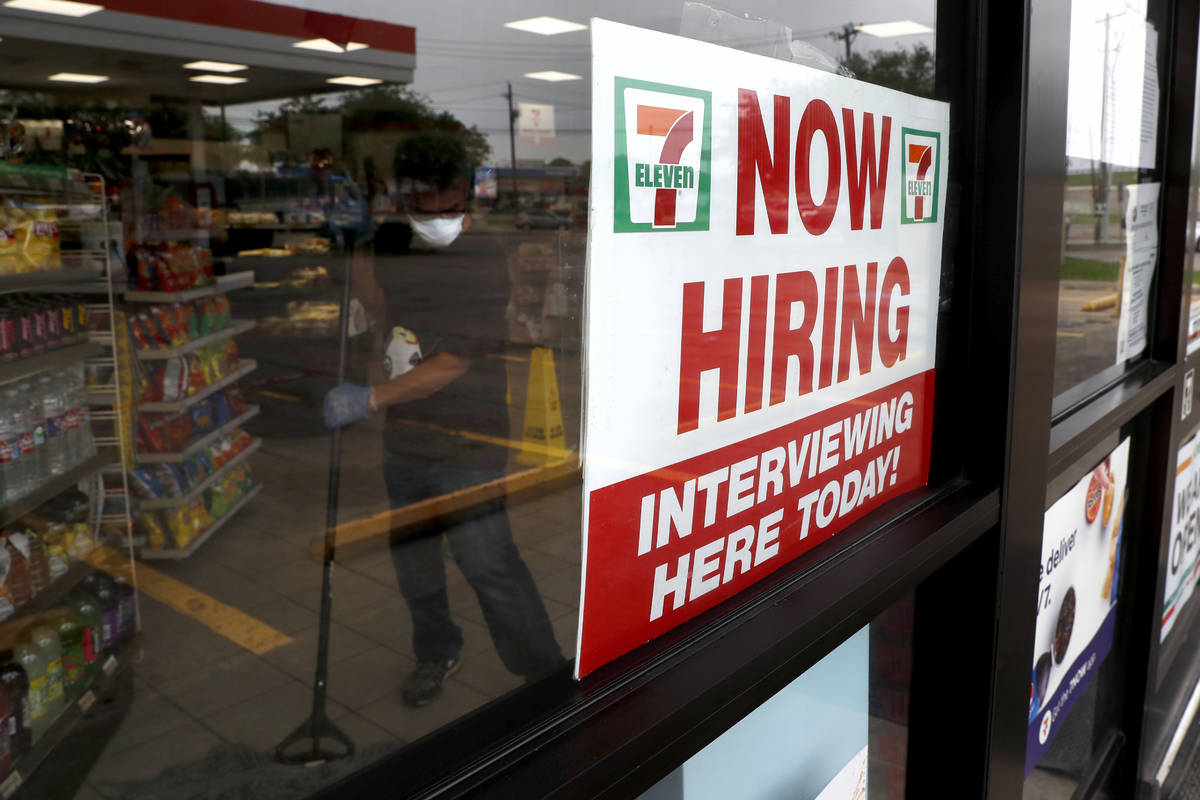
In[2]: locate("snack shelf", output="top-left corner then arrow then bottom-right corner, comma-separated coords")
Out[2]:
0,562 -> 94,646
229,223 -> 324,231
0,343 -> 101,389
124,271 -> 255,303
136,404 -> 260,464
134,320 -> 256,360
136,438 -> 262,510
140,482 -> 263,560
0,270 -> 103,294
0,450 -> 110,527
0,640 -> 133,800
138,359 -> 257,412
132,228 -> 212,243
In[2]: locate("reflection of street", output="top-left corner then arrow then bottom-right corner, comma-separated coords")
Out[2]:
1054,279 -> 1120,396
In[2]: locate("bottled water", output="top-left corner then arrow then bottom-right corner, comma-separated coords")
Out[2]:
0,391 -> 20,502
8,387 -> 40,497
36,374 -> 69,476
73,366 -> 95,461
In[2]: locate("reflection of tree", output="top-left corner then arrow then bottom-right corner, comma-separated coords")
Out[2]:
845,44 -> 935,98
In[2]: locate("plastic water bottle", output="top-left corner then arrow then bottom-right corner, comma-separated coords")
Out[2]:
36,373 -> 68,476
0,391 -> 18,503
66,365 -> 95,463
5,387 -> 37,498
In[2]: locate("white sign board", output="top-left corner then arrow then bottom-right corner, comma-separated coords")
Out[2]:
577,19 -> 949,676
1164,434 -> 1200,642
518,102 -> 557,147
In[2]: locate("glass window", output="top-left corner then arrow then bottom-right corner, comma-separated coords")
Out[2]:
639,593 -> 914,800
0,0 -> 954,796
1184,14 -> 1200,358
1054,0 -> 1166,407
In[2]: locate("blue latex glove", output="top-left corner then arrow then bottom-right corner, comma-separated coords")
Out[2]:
324,383 -> 372,428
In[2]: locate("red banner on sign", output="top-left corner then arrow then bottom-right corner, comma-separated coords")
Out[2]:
577,370 -> 934,676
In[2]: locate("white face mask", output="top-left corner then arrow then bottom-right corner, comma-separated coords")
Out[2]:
408,214 -> 464,248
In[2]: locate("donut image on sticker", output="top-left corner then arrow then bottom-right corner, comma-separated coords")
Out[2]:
1085,475 -> 1103,523
1053,586 -> 1075,664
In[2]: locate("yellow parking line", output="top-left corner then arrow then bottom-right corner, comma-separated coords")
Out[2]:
312,456 -> 580,559
85,545 -> 293,655
257,389 -> 304,403
391,417 -> 571,459
1056,331 -> 1086,338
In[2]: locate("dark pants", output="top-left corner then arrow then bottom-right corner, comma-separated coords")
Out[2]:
384,455 -> 563,677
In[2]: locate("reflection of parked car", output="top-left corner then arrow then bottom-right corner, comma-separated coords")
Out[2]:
516,209 -> 572,230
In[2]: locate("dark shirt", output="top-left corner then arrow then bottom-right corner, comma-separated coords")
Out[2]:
378,229 -> 510,469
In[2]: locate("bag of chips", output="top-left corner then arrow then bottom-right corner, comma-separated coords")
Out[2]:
0,209 -> 19,274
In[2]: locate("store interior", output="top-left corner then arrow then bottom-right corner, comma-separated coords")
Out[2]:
0,8 -> 586,797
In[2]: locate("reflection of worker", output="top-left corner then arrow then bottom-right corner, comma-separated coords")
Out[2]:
324,176 -> 563,707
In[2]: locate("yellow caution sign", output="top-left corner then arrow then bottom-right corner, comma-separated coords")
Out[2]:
517,347 -> 568,466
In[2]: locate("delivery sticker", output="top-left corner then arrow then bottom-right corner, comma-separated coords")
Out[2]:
900,128 -> 940,224
613,77 -> 711,232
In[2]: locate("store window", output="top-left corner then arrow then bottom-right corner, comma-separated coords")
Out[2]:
0,0 -> 954,796
1184,14 -> 1200,359
640,594 -> 914,800
1053,0 -> 1166,407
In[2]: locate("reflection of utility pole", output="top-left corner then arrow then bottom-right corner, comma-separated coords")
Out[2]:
505,82 -> 519,204
829,23 -> 860,65
1095,13 -> 1112,244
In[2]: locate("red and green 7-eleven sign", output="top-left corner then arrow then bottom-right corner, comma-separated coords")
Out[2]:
614,77 -> 711,233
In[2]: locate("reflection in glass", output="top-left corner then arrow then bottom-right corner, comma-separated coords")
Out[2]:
1055,0 -> 1160,400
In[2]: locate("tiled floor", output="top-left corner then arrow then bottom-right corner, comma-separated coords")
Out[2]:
73,418 -> 582,798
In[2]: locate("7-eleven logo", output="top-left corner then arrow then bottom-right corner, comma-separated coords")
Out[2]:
614,77 -> 711,232
900,128 -> 940,224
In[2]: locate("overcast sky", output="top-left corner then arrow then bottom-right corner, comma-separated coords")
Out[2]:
227,0 -> 936,165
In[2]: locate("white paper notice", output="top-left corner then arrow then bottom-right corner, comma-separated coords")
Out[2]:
1116,182 -> 1159,362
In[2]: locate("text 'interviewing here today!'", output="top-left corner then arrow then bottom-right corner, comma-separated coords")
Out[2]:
577,20 -> 950,677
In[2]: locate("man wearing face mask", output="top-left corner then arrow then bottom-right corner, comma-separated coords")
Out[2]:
324,165 -> 563,708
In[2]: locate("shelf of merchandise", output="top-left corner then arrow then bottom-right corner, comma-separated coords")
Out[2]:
140,482 -> 263,560
0,450 -> 109,527
0,562 -> 94,645
138,359 -> 258,413
124,270 -> 254,303
136,438 -> 261,510
0,166 -> 136,799
134,319 -> 256,360
130,228 -> 212,243
121,262 -> 259,558
0,638 -> 134,800
0,343 -> 101,389
0,270 -> 100,292
136,404 -> 260,464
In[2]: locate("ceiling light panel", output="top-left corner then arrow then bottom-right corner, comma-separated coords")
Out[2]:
183,60 -> 247,73
189,74 -> 247,85
524,70 -> 582,82
49,72 -> 108,83
326,76 -> 381,86
855,20 -> 934,37
504,16 -> 587,35
3,0 -> 102,16
293,38 -> 368,53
